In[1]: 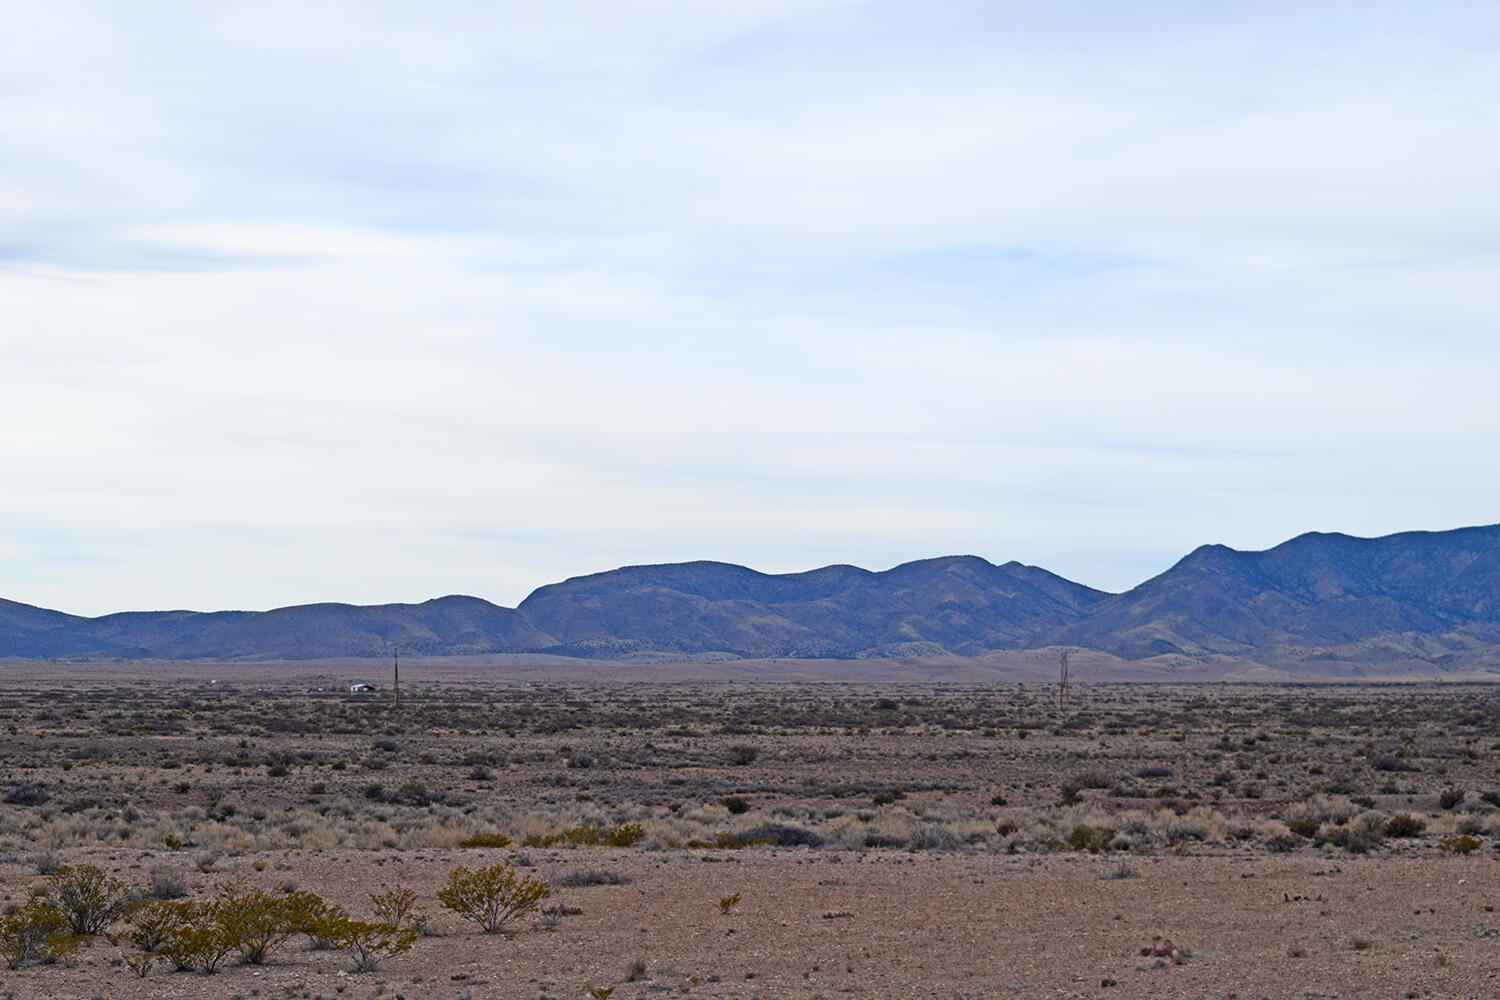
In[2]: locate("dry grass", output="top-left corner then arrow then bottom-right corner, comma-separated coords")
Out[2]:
1,671 -> 1498,862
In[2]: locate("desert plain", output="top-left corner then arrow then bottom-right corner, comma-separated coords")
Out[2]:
1,660 -> 1499,999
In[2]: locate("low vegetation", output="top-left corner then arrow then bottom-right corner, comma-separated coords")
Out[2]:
0,899 -> 78,970
437,862 -> 551,934
0,680 -> 1496,891
0,854 -> 549,980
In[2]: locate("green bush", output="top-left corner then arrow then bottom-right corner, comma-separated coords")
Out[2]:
565,825 -> 605,846
285,890 -> 418,970
151,906 -> 237,974
299,899 -> 353,951
126,885 -> 341,973
605,823 -> 645,848
437,863 -> 550,934
520,823 -> 644,849
326,917 -> 417,972
369,885 -> 426,933
124,898 -> 190,953
0,899 -> 79,970
38,864 -> 127,937
1437,834 -> 1482,855
213,884 -> 322,964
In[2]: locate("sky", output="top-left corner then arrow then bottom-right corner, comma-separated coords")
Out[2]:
4,1 -> 1500,616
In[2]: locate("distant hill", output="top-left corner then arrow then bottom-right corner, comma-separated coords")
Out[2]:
0,595 -> 550,661
4,524 -> 1500,673
1043,525 -> 1500,667
517,556 -> 1106,659
0,598 -> 91,659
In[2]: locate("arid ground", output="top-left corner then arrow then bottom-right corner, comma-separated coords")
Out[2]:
1,661 -> 1498,998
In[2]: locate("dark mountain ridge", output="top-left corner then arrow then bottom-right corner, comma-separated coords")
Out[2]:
518,556 -> 1107,659
4,524 -> 1499,669
1042,526 -> 1500,661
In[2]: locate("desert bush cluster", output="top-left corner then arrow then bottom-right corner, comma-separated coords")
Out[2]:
2,677 -> 1499,868
0,860 -> 548,977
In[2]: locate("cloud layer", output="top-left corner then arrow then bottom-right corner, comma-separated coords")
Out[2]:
5,2 -> 1500,614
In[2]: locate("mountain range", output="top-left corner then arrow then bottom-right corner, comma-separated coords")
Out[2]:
4,524 -> 1500,672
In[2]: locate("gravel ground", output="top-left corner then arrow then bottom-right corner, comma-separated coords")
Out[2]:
3,846 -> 1498,999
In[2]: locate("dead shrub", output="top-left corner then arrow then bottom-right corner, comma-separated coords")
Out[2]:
1066,824 -> 1118,854
148,864 -> 188,900
906,824 -> 961,852
3,782 -> 49,806
721,823 -> 825,849
459,832 -> 513,849
554,869 -> 631,888
1383,814 -> 1425,838
727,744 -> 759,766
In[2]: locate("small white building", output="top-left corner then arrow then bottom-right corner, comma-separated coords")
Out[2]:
349,683 -> 378,693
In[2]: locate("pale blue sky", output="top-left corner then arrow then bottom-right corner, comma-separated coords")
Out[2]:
4,1 -> 1499,615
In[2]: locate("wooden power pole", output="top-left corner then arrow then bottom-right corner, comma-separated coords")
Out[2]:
393,645 -> 400,712
1058,650 -> 1070,711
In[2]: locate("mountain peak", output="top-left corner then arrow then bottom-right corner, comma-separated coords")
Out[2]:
5,523 -> 1498,669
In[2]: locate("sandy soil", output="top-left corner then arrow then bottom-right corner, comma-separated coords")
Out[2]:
3,846 -> 1499,999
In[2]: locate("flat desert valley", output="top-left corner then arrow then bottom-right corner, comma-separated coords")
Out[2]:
1,661 -> 1498,999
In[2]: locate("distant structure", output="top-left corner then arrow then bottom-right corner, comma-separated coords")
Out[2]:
1058,650 -> 1071,710
393,645 -> 400,712
350,683 -> 378,693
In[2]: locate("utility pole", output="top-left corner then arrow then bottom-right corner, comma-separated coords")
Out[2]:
1058,649 -> 1070,711
393,645 -> 400,712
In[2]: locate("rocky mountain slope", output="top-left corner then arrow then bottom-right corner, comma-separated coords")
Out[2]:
3,524 -> 1498,669
1043,525 -> 1500,665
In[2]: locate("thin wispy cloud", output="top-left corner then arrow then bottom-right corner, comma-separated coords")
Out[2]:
4,2 -> 1499,615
